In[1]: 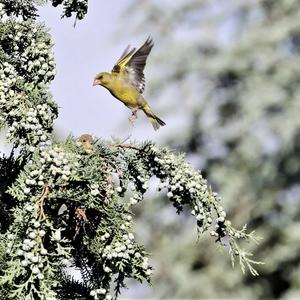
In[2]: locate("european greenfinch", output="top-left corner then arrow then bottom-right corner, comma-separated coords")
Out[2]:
93,37 -> 165,130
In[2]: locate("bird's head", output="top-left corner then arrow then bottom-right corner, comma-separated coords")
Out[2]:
93,72 -> 111,87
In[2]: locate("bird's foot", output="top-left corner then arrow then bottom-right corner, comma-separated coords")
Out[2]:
129,109 -> 138,127
129,115 -> 137,127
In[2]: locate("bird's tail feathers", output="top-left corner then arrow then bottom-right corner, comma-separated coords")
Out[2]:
143,105 -> 166,131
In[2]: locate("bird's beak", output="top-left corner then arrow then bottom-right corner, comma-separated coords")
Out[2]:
93,79 -> 100,86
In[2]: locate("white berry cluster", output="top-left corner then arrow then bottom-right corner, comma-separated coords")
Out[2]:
5,207 -> 71,299
0,0 -> 38,20
209,200 -> 228,239
99,214 -> 152,280
126,159 -> 150,205
129,191 -> 143,206
16,163 -> 50,200
0,18 -> 58,148
1,20 -> 56,84
0,3 -> 4,18
136,144 -> 231,236
115,183 -> 143,206
0,62 -> 19,106
16,220 -> 47,279
6,216 -> 50,281
131,168 -> 150,193
6,106 -> 54,147
38,146 -> 78,182
20,167 -> 44,198
101,233 -> 135,263
225,223 -> 247,240
90,183 -> 101,196
90,288 -> 112,300
90,182 -> 112,198
8,145 -> 78,202
25,43 -> 56,83
120,143 -> 263,274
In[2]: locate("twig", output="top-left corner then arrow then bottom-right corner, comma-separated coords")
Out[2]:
73,207 -> 88,240
37,184 -> 49,221
114,143 -> 141,151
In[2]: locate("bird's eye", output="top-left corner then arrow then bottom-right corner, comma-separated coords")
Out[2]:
98,75 -> 103,80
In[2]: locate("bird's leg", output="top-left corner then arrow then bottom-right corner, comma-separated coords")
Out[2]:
129,107 -> 139,126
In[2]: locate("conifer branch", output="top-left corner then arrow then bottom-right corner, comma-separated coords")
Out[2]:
0,1 -> 263,299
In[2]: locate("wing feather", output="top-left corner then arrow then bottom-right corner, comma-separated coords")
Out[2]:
112,36 -> 153,93
112,45 -> 136,73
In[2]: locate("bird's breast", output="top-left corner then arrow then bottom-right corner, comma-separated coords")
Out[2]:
108,81 -> 140,107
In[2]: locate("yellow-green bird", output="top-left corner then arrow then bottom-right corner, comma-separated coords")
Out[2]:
93,37 -> 166,130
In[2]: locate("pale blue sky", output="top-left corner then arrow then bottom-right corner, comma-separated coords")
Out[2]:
38,1 -> 169,143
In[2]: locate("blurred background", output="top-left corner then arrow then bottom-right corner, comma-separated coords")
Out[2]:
39,0 -> 300,299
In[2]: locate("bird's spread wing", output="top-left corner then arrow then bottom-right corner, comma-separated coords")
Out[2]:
112,37 -> 154,93
113,45 -> 136,71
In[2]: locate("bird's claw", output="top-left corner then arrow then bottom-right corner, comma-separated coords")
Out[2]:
129,109 -> 138,127
129,115 -> 137,127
